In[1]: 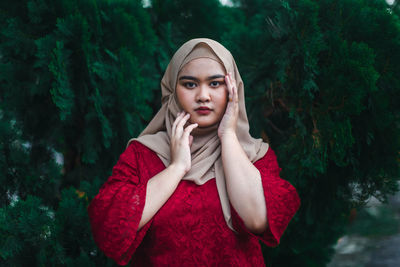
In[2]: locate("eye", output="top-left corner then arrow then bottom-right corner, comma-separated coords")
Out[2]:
184,82 -> 197,89
210,81 -> 223,87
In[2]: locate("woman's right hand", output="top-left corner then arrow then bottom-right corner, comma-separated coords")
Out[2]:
170,112 -> 198,175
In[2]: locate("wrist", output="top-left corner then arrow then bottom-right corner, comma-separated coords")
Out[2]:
219,130 -> 237,144
168,163 -> 188,178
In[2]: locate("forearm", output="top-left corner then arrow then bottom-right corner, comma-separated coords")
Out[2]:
138,164 -> 185,230
138,112 -> 197,230
221,132 -> 267,233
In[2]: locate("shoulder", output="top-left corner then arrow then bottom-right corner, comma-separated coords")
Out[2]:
254,147 -> 281,172
255,146 -> 278,163
125,140 -> 165,170
115,141 -> 157,170
125,140 -> 156,156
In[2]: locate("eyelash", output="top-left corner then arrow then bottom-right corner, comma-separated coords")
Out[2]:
183,81 -> 224,89
210,81 -> 221,87
184,82 -> 196,88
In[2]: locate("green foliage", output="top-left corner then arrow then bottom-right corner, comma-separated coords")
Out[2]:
1,0 -> 399,266
0,195 -> 59,265
1,0 -> 156,265
224,0 -> 400,265
150,0 -> 227,50
0,188 -> 116,266
148,0 -> 233,87
0,111 -> 61,208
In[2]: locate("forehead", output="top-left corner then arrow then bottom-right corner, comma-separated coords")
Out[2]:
178,58 -> 226,76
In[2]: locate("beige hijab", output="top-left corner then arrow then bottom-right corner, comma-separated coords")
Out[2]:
127,38 -> 269,230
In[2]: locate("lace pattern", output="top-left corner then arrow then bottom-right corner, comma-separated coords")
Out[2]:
88,141 -> 300,266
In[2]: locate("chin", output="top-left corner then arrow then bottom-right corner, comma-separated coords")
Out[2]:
189,114 -> 220,128
196,120 -> 219,128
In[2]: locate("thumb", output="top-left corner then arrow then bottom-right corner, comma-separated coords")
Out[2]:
189,135 -> 194,147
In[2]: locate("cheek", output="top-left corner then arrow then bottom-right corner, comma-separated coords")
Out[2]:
216,90 -> 228,111
176,87 -> 191,110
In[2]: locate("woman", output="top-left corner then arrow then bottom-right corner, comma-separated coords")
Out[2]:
88,38 -> 300,266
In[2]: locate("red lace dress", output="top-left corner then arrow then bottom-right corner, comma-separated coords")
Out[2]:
88,141 -> 300,266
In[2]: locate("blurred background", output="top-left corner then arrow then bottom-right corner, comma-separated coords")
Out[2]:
0,0 -> 399,266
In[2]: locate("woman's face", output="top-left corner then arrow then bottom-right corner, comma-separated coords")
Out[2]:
176,58 -> 228,128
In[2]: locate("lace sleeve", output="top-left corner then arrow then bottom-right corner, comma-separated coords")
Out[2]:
88,142 -> 151,265
231,148 -> 301,247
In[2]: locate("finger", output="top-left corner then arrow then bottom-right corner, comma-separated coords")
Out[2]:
176,113 -> 190,136
183,123 -> 198,140
189,135 -> 194,147
225,74 -> 233,102
227,73 -> 237,105
234,85 -> 239,104
229,72 -> 234,89
173,112 -> 186,138
230,74 -> 239,104
172,111 -> 184,136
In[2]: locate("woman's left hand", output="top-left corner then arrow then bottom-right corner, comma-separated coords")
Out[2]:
218,72 -> 239,139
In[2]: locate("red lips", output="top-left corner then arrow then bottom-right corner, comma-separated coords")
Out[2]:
196,106 -> 211,110
195,106 -> 212,115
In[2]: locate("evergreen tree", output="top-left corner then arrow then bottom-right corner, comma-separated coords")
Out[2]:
150,0 -> 228,52
148,0 -> 233,77
1,0 -> 399,266
225,0 -> 400,265
1,0 -> 157,265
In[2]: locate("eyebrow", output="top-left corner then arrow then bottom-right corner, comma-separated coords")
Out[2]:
178,74 -> 225,82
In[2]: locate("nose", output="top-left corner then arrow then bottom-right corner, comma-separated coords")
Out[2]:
196,85 -> 211,103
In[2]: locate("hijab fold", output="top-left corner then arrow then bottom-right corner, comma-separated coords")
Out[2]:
127,38 -> 269,230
